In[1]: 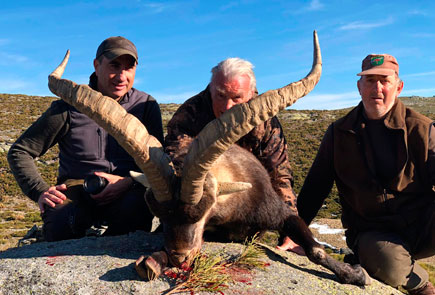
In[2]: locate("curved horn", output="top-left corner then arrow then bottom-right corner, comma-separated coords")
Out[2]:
181,30 -> 322,204
48,50 -> 174,202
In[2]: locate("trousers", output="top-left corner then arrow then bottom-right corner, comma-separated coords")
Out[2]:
354,205 -> 435,291
42,179 -> 153,242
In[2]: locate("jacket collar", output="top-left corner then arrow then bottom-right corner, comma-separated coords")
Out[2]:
337,98 -> 406,132
203,84 -> 216,120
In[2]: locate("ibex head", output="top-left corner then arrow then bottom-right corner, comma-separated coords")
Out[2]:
48,31 -> 322,270
141,160 -> 255,267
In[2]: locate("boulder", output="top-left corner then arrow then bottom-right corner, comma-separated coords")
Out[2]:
0,231 -> 403,294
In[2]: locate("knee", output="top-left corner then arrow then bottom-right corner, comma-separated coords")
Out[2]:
42,212 -> 69,242
357,231 -> 412,287
42,203 -> 91,241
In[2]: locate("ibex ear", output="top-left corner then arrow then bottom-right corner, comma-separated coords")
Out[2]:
218,182 -> 252,196
130,171 -> 150,187
180,180 -> 252,223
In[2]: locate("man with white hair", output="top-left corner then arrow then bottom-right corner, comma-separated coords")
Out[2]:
165,57 -> 297,215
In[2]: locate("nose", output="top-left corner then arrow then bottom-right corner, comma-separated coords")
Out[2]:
375,81 -> 383,91
116,69 -> 127,82
224,99 -> 235,111
171,257 -> 187,268
168,249 -> 190,266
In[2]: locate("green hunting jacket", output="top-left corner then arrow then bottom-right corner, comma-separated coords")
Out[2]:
164,85 -> 297,209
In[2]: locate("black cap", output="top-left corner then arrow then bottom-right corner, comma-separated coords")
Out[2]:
96,36 -> 138,63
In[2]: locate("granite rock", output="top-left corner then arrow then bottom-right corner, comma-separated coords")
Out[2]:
0,231 -> 403,295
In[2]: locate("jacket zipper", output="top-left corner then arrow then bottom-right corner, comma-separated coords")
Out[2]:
97,128 -> 102,159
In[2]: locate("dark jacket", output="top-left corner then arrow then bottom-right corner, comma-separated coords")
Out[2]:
8,73 -> 164,202
297,99 -> 435,245
164,85 -> 296,208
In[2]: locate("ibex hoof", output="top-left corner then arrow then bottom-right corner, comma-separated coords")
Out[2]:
343,264 -> 372,286
135,251 -> 168,281
358,265 -> 372,285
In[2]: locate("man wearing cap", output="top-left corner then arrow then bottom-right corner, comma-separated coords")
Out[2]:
283,54 -> 435,294
8,36 -> 164,241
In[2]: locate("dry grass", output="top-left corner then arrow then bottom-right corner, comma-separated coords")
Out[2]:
165,235 -> 267,294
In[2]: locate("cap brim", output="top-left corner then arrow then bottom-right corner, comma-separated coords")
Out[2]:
357,68 -> 396,76
103,49 -> 138,63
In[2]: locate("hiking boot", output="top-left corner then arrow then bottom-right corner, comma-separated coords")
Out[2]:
343,251 -> 359,265
409,282 -> 435,295
18,225 -> 44,247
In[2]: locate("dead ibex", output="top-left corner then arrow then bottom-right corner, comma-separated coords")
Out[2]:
47,31 -> 370,286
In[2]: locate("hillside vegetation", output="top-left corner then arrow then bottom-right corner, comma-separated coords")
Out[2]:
0,93 -> 434,252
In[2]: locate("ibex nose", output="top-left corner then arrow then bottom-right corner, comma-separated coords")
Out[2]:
168,249 -> 191,267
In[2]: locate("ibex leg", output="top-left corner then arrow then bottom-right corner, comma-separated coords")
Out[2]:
281,215 -> 371,286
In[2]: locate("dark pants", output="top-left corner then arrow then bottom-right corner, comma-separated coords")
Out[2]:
353,206 -> 435,291
42,179 -> 153,242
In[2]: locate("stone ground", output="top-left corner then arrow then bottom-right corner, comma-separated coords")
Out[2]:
0,231 -> 404,295
0,216 -> 432,294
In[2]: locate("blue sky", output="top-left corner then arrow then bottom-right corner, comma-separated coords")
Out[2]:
1,0 -> 435,110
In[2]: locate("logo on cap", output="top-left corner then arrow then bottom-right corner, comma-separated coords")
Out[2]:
370,56 -> 384,66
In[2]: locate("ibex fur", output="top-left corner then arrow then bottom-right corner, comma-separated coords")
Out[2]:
47,31 -> 370,286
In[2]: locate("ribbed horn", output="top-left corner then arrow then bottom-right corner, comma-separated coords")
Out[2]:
180,30 -> 322,204
48,50 -> 174,202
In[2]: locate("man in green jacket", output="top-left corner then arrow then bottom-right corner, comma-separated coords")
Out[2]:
284,54 -> 435,294
165,57 -> 297,209
165,57 -> 297,248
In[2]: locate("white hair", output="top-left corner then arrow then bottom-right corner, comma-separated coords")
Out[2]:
210,58 -> 256,91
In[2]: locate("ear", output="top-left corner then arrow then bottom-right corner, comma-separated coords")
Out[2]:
250,90 -> 255,101
357,79 -> 362,95
396,79 -> 404,95
130,171 -> 150,187
93,58 -> 99,74
218,182 -> 252,196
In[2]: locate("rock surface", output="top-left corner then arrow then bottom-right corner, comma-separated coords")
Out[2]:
0,231 -> 403,295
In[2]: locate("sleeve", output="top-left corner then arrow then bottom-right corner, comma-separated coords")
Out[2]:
428,122 -> 435,186
142,99 -> 164,145
297,124 -> 335,225
7,100 -> 68,202
256,117 -> 296,210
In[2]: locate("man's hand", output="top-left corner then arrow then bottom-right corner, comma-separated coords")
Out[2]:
277,236 -> 306,256
38,184 -> 68,213
90,171 -> 133,206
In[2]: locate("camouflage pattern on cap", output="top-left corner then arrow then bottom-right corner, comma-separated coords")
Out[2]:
96,36 -> 138,63
357,53 -> 399,76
